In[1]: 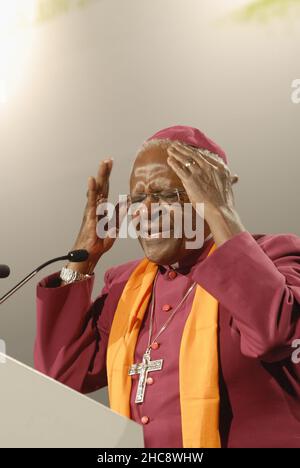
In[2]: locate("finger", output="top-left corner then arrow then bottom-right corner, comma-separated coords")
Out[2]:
96,159 -> 112,195
87,176 -> 108,218
173,142 -> 228,172
167,155 -> 190,179
83,176 -> 98,223
171,142 -> 221,171
170,142 -> 207,166
86,176 -> 97,204
171,141 -> 229,171
167,147 -> 211,178
103,199 -> 129,242
86,175 -> 96,193
197,150 -> 230,173
170,142 -> 198,158
167,144 -> 206,170
114,199 -> 129,232
95,158 -> 113,198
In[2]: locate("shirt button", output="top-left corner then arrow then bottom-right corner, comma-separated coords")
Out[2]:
147,377 -> 154,385
168,270 -> 177,280
141,416 -> 150,425
162,304 -> 172,312
151,341 -> 159,350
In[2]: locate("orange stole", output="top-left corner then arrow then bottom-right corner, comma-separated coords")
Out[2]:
106,243 -> 220,448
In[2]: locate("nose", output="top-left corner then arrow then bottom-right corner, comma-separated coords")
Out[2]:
131,194 -> 156,219
142,195 -> 154,215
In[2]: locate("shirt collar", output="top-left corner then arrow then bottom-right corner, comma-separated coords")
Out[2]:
159,233 -> 214,274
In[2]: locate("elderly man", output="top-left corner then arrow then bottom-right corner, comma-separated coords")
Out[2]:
34,125 -> 300,448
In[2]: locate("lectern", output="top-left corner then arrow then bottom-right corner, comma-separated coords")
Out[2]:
0,353 -> 144,448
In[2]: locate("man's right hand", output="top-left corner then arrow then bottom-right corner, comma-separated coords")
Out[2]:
65,158 -> 121,276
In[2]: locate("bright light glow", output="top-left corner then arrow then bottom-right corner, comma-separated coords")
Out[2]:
210,0 -> 251,15
198,0 -> 258,22
0,0 -> 37,104
223,0 -> 251,8
232,0 -> 251,6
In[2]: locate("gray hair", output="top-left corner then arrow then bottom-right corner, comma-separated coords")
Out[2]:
131,138 -> 225,172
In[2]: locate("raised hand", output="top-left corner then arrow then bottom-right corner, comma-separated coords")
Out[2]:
166,142 -> 245,246
67,158 -> 120,274
166,142 -> 239,215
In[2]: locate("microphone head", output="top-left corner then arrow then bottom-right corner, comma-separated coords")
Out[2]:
0,265 -> 10,279
67,249 -> 89,263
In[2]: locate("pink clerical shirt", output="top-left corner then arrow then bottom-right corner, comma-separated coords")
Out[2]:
129,243 -> 210,448
34,232 -> 300,448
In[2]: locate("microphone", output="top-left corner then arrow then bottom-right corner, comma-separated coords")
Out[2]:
0,265 -> 10,279
0,249 -> 89,305
67,250 -> 89,262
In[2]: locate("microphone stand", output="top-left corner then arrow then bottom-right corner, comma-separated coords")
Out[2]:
0,250 -> 88,305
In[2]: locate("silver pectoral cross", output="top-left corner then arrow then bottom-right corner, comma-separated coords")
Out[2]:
128,350 -> 163,404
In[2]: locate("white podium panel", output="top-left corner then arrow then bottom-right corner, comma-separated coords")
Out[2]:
0,353 -> 144,448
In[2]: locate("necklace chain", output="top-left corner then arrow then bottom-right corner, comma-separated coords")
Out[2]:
146,270 -> 196,353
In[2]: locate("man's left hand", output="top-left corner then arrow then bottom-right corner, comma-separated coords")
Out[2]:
166,141 -> 238,216
166,141 -> 246,246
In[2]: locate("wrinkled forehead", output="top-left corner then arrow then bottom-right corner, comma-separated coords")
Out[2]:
129,144 -> 181,191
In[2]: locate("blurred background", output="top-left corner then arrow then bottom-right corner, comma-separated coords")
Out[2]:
0,0 -> 299,405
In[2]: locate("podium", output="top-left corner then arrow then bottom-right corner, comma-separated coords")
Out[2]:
0,353 -> 144,448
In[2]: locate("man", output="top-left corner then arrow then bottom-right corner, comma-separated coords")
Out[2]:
34,125 -> 300,448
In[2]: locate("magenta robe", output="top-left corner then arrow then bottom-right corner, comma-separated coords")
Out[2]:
34,231 -> 300,448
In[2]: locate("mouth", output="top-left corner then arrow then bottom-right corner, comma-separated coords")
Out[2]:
133,204 -> 182,241
140,226 -> 175,241
145,229 -> 173,239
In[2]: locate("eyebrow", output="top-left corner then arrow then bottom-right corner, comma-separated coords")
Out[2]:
131,187 -> 184,195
